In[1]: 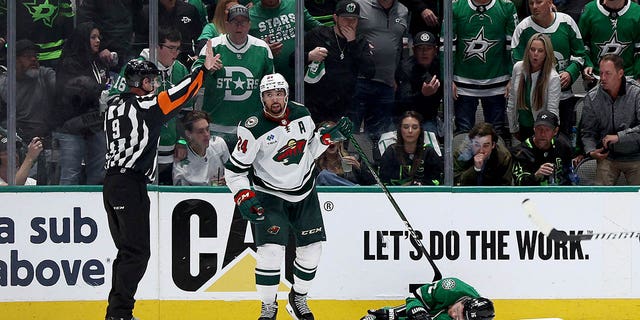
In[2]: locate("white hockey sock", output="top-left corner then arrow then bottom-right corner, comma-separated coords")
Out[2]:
292,242 -> 322,294
255,243 -> 285,303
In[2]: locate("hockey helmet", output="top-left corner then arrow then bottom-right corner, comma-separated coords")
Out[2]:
463,297 -> 494,320
124,59 -> 161,88
259,73 -> 289,119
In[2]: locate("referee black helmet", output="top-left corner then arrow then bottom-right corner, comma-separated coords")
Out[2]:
125,59 -> 161,88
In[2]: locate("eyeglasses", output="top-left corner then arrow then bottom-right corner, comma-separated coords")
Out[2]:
160,44 -> 181,52
229,20 -> 250,27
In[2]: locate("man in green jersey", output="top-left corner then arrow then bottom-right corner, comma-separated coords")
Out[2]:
193,4 -> 274,150
579,0 -> 640,88
249,0 -> 322,99
361,277 -> 495,320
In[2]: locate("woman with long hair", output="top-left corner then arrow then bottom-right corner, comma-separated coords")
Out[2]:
507,33 -> 561,142
378,111 -> 443,186
195,0 -> 239,53
54,21 -> 110,185
315,121 -> 373,186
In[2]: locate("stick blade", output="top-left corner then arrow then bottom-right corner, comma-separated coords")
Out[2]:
521,198 -> 553,236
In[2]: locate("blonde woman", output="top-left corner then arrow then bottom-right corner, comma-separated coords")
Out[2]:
195,0 -> 239,52
507,33 -> 561,142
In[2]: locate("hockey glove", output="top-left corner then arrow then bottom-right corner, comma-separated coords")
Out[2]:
319,117 -> 354,145
362,307 -> 396,320
234,189 -> 264,222
407,307 -> 431,320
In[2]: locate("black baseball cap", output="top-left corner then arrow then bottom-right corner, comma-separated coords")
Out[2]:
534,110 -> 559,129
227,4 -> 249,22
414,31 -> 438,47
335,0 -> 361,18
15,39 -> 39,56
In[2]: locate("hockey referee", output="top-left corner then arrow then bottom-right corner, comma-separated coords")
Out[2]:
102,42 -> 220,320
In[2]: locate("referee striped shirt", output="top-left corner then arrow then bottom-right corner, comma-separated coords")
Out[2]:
104,66 -> 206,182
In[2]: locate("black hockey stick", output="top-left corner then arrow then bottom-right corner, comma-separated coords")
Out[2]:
521,198 -> 640,242
348,135 -> 443,281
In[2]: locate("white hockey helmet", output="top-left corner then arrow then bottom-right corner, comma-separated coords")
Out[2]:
259,73 -> 289,119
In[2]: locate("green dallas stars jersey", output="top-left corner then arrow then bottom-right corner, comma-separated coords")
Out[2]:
450,0 -> 519,97
512,12 -> 588,99
192,34 -> 274,128
249,0 -> 322,88
405,277 -> 482,320
579,0 -> 640,78
224,102 -> 327,202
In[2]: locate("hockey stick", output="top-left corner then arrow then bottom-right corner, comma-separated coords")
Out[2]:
521,198 -> 640,242
348,135 -> 443,281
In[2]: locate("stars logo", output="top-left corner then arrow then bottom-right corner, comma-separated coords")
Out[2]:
23,0 -> 58,28
181,16 -> 192,24
462,27 -> 499,63
595,31 -> 631,57
233,77 -> 246,90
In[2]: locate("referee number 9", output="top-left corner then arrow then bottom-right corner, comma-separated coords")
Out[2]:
111,119 -> 121,139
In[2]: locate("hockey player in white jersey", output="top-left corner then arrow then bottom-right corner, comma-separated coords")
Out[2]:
224,73 -> 353,320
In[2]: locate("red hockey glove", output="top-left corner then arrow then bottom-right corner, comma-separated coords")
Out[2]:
234,189 -> 264,222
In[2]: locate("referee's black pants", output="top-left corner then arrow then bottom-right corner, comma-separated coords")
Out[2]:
103,170 -> 150,318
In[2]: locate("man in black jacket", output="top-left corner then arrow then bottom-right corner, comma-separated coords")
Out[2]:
303,0 -> 374,124
512,111 -> 574,186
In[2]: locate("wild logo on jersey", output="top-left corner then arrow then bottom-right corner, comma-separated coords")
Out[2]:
257,14 -> 296,43
463,26 -> 499,63
273,139 -> 306,165
217,66 -> 260,101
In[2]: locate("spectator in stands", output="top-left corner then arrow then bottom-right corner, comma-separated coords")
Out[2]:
396,30 -> 442,137
512,0 -> 589,137
507,33 -> 560,142
195,0 -> 239,54
0,0 -> 74,68
450,0 -> 518,141
0,129 -> 42,186
512,111 -> 573,185
193,4 -> 273,151
188,0 -> 209,24
316,121 -> 374,186
77,0 -> 143,70
54,22 -> 111,185
136,0 -> 204,68
249,0 -> 322,99
304,0 -> 375,124
173,110 -> 229,186
580,54 -> 640,185
349,0 -> 408,145
110,27 -> 190,185
399,0 -> 441,37
0,39 -> 56,184
579,0 -> 640,90
379,111 -> 443,186
454,122 -> 513,186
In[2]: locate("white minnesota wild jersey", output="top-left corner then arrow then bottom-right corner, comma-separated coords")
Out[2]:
225,102 -> 328,202
579,0 -> 640,78
450,0 -> 518,97
512,12 -> 588,99
194,34 -> 274,127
